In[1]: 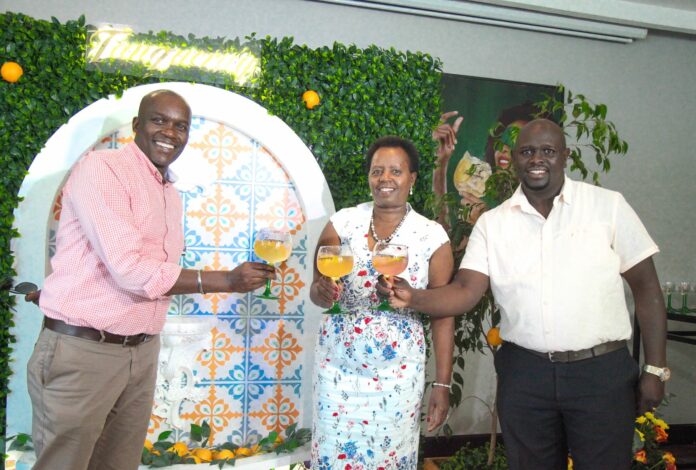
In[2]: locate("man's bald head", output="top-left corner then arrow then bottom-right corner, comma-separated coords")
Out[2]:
512,118 -> 569,200
514,119 -> 566,153
132,89 -> 192,177
137,90 -> 191,121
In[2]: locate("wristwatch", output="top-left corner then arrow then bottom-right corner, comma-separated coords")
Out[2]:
643,364 -> 671,382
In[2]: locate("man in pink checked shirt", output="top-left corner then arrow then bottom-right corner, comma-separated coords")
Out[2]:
26,89 -> 276,470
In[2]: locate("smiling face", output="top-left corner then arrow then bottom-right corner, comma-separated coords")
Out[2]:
512,119 -> 569,197
132,90 -> 192,177
494,120 -> 527,169
368,146 -> 416,209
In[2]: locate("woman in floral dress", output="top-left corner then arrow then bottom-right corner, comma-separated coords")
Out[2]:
309,136 -> 454,469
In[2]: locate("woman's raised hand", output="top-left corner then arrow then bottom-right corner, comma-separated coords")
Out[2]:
433,111 -> 464,162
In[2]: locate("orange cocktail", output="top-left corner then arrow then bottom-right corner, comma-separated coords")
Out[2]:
372,255 -> 408,277
317,245 -> 354,314
254,239 -> 292,265
372,242 -> 408,311
253,228 -> 292,300
317,254 -> 354,279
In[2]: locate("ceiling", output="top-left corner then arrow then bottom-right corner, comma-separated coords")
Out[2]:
312,0 -> 696,43
468,0 -> 696,35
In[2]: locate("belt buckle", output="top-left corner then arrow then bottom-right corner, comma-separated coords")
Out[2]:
122,334 -> 139,347
123,333 -> 149,346
547,351 -> 569,363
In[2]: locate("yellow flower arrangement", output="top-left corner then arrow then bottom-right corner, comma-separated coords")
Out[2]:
567,410 -> 677,470
140,421 -> 310,468
632,411 -> 677,470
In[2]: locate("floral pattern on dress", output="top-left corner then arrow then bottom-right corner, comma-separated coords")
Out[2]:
311,203 -> 449,469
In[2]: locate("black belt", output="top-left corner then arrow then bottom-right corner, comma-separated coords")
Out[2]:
508,340 -> 627,363
43,317 -> 154,347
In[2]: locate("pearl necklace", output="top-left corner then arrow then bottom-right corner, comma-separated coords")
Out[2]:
370,205 -> 411,244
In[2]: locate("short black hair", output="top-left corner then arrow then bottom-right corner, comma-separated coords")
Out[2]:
365,135 -> 420,174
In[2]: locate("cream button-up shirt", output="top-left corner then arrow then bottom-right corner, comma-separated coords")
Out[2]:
460,176 -> 658,353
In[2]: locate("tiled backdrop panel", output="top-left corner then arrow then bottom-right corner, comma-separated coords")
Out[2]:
48,117 -> 309,446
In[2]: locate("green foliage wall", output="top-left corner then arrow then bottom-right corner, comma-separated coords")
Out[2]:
0,12 -> 442,439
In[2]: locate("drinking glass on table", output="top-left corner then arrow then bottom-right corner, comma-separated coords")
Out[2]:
316,245 -> 354,314
253,228 -> 292,300
679,281 -> 690,314
662,281 -> 675,312
372,242 -> 408,312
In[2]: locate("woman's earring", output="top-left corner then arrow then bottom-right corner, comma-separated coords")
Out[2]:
409,186 -> 413,195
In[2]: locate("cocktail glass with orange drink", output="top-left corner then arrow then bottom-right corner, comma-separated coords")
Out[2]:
253,228 -> 292,300
316,245 -> 354,314
372,242 -> 408,312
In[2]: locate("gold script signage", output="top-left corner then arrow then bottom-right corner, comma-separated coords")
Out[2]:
86,26 -> 260,86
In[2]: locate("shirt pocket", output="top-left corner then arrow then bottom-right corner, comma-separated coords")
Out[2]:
556,224 -> 617,270
489,237 -> 540,281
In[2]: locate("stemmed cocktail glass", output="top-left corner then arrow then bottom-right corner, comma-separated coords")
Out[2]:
316,245 -> 354,314
663,282 -> 675,312
253,228 -> 292,300
372,242 -> 408,312
679,281 -> 691,314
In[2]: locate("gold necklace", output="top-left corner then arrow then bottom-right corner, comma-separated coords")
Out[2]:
370,205 -> 410,244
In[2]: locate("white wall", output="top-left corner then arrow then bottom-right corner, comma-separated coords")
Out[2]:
7,0 -> 696,431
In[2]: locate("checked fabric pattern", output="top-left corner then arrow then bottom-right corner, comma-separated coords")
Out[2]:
47,116 -> 310,446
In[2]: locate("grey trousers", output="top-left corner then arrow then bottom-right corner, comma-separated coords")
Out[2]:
27,327 -> 160,470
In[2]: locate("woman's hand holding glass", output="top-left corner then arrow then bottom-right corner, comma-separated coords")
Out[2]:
253,228 -> 292,300
372,242 -> 408,312
316,245 -> 354,314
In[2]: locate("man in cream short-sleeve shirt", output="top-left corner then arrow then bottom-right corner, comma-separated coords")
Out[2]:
382,119 -> 667,470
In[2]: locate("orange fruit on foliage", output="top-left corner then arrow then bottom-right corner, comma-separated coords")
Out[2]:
213,448 -> 235,460
191,447 -> 213,462
235,446 -> 253,457
168,441 -> 189,457
486,327 -> 503,347
1,61 -> 23,83
143,439 -> 153,451
302,90 -> 320,109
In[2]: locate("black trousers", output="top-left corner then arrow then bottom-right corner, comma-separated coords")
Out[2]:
494,343 -> 639,470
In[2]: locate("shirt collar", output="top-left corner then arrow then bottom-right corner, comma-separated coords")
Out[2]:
127,141 -> 177,184
556,174 -> 572,206
509,174 -> 572,213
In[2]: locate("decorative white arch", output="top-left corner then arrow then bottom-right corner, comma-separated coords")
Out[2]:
9,82 -> 332,466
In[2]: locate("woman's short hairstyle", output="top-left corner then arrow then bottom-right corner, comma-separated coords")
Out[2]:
365,135 -> 420,174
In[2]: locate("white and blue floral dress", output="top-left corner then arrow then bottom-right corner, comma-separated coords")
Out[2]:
311,202 -> 449,470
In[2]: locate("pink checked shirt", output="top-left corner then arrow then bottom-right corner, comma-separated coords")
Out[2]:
40,142 -> 184,335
